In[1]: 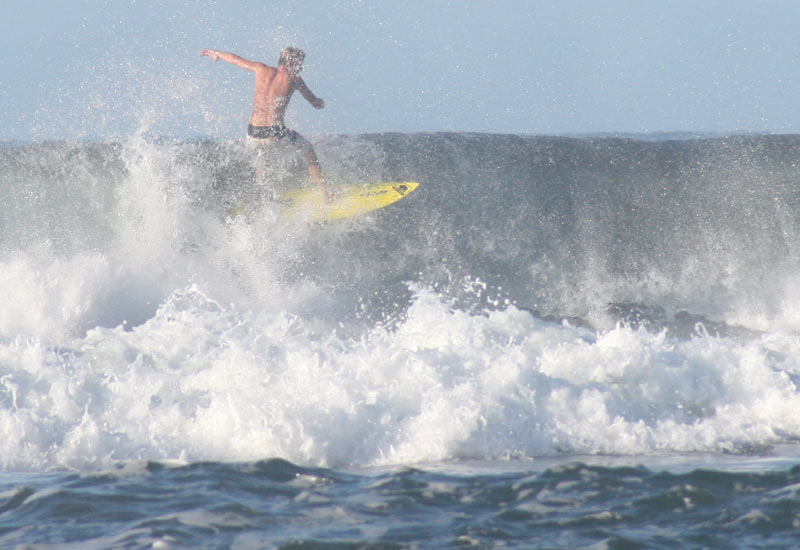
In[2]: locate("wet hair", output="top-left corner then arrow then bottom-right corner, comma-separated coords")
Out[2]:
278,47 -> 305,67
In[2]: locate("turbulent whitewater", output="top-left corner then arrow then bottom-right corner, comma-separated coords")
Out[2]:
2,132 -> 800,472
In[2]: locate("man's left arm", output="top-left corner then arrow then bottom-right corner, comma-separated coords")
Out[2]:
296,78 -> 324,109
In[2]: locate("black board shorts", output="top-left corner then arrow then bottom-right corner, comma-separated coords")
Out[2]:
247,124 -> 313,153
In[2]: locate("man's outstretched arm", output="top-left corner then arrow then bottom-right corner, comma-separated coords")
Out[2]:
200,49 -> 267,72
296,78 -> 325,109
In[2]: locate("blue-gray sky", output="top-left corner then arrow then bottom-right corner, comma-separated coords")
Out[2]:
2,1 -> 799,140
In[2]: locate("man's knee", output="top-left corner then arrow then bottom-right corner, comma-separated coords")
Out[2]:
304,149 -> 320,166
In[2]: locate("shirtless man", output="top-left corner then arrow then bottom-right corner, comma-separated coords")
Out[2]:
200,47 -> 326,191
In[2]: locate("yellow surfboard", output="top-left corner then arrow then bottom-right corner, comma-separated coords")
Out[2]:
278,181 -> 419,222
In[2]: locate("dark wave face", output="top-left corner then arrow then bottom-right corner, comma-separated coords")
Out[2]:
358,133 -> 800,331
5,133 -> 800,330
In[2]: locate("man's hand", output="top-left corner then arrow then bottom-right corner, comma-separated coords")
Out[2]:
200,49 -> 219,62
311,97 -> 325,110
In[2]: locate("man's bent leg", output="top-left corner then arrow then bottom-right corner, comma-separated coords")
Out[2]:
288,130 -> 326,195
247,135 -> 275,184
303,148 -> 325,192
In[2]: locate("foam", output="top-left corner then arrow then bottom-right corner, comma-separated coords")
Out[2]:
4,134 -> 800,472
1,281 -> 799,472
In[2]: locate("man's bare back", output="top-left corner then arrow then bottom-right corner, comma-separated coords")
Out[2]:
200,47 -> 326,189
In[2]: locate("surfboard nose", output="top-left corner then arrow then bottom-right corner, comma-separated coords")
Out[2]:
392,182 -> 419,196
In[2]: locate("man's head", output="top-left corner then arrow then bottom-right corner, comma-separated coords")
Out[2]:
279,47 -> 305,74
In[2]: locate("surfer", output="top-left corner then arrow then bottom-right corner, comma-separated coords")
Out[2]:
200,47 -> 326,193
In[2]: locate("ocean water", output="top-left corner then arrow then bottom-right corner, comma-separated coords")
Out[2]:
2,132 -> 800,548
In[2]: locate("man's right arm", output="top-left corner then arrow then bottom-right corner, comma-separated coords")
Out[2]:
200,49 -> 267,72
